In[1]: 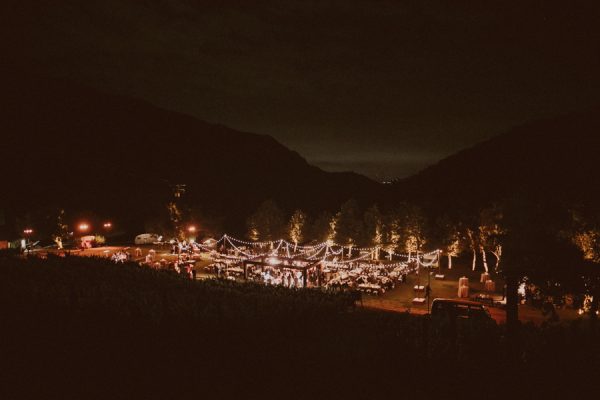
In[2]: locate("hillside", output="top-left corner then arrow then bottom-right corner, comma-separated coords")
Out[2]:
392,111 -> 600,211
1,254 -> 597,398
1,71 -> 380,235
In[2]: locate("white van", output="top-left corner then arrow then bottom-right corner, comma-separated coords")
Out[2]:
134,233 -> 162,245
80,235 -> 96,249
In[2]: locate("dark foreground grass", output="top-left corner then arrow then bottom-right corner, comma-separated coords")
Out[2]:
1,253 -> 599,399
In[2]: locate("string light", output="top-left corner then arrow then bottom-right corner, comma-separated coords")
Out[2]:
208,233 -> 435,280
208,234 -> 440,267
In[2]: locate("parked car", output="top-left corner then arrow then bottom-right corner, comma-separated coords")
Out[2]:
80,235 -> 96,249
134,233 -> 162,245
431,298 -> 493,320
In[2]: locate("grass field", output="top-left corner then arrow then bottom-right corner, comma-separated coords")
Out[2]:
1,253 -> 599,398
37,245 -> 582,324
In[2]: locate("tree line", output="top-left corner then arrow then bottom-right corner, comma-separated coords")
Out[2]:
247,197 -> 600,325
247,198 -> 503,269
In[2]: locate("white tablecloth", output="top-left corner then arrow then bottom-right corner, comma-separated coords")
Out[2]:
358,283 -> 381,290
459,277 -> 469,287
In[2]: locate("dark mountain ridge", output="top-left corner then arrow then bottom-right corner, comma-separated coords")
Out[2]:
392,110 -> 600,213
1,72 -> 380,235
3,69 -> 598,239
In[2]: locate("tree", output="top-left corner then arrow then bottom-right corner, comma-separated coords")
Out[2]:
246,200 -> 285,241
335,199 -> 363,253
581,261 -> 600,322
363,205 -> 383,246
567,206 -> 600,318
287,209 -> 307,245
500,198 -> 587,334
53,209 -> 69,250
363,204 -> 383,259
401,203 -> 427,262
459,209 -> 482,272
478,204 -> 504,272
167,201 -> 184,240
569,207 -> 600,263
572,230 -> 600,261
310,211 -> 336,243
383,211 -> 402,259
433,215 -> 462,269
382,203 -> 427,261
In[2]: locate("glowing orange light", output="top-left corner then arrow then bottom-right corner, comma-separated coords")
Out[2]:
23,229 -> 33,235
103,222 -> 112,229
78,223 -> 90,232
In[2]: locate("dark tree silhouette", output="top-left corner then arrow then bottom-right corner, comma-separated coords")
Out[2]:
246,200 -> 285,241
335,199 -> 362,246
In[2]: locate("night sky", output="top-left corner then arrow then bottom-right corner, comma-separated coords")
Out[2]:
7,0 -> 600,180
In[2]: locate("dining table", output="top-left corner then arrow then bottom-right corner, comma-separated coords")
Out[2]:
358,283 -> 382,294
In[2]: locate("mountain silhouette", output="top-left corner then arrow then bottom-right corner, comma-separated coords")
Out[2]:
1,71 -> 380,235
392,110 -> 600,212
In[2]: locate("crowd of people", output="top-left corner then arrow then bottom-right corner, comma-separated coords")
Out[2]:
247,267 -> 307,288
323,262 -> 410,294
170,240 -> 198,256
107,240 -> 200,280
207,249 -> 412,293
108,238 -> 415,293
110,250 -> 132,263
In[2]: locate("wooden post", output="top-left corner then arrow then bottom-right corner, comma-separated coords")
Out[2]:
317,263 -> 322,287
303,269 -> 307,288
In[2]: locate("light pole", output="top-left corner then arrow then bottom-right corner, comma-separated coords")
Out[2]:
78,223 -> 90,249
187,225 -> 197,242
23,229 -> 33,252
78,223 -> 90,233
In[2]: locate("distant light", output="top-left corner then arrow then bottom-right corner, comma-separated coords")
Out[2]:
78,223 -> 90,232
187,225 -> 197,233
103,222 -> 112,229
23,229 -> 33,235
